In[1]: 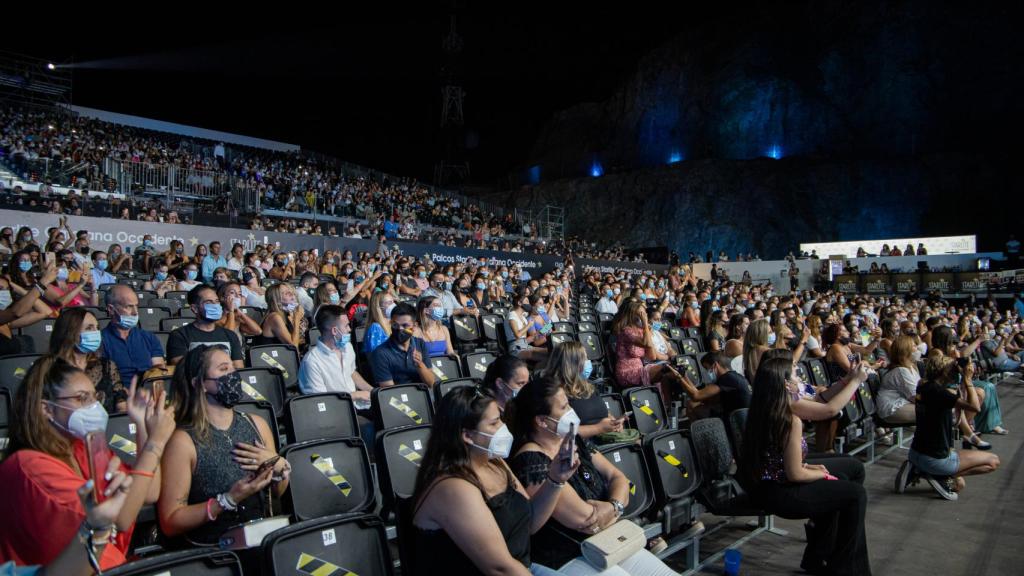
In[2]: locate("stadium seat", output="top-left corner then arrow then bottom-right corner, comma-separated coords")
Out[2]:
672,354 -> 704,387
136,307 -> 170,332
103,549 -> 242,576
451,315 -> 483,350
578,331 -> 605,363
644,429 -> 701,533
427,355 -> 462,382
235,367 -> 287,416
552,321 -> 575,334
0,354 -> 42,395
433,377 -> 478,405
285,393 -> 359,445
160,317 -> 192,332
548,331 -> 576,350
599,393 -> 627,421
262,513 -> 392,576
688,417 -> 763,517
623,386 -> 667,435
678,338 -> 702,355
247,344 -> 300,390
729,408 -> 748,456
146,298 -> 182,316
239,306 -> 264,324
375,424 -> 432,517
462,351 -> 496,381
282,437 -> 375,521
371,384 -> 434,431
577,320 -> 598,334
165,291 -> 190,304
598,442 -> 655,520
804,358 -> 832,387
105,413 -> 139,467
152,331 -> 170,353
17,318 -> 55,352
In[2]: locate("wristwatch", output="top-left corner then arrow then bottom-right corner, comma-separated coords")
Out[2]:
609,499 -> 625,518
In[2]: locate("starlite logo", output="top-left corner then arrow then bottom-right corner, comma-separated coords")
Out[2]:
960,281 -> 986,291
897,281 -> 916,292
838,282 -> 857,292
927,280 -> 950,291
866,282 -> 887,293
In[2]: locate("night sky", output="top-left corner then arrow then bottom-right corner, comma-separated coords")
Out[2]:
1,6 -> 697,187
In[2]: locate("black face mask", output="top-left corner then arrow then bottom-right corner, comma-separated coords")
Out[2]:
521,303 -> 534,314
208,372 -> 243,407
838,337 -> 851,345
78,246 -> 90,255
242,271 -> 255,284
392,327 -> 412,344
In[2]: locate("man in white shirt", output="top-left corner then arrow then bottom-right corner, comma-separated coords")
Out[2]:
298,305 -> 373,402
595,284 -> 619,315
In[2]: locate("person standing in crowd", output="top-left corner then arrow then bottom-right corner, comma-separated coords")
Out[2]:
201,241 -> 228,283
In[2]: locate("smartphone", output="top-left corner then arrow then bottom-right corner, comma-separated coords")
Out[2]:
256,455 -> 281,476
44,252 -> 56,266
564,423 -> 576,464
85,431 -> 112,503
68,270 -> 82,284
621,411 -> 634,419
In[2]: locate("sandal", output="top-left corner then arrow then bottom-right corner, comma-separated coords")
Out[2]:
991,426 -> 1009,435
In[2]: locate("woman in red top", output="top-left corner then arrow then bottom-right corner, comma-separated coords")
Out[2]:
0,355 -> 176,570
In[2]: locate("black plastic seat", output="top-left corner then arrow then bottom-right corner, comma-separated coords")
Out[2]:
262,513 -> 392,576
599,442 -> 655,520
375,424 -> 432,517
282,437 -> 375,521
285,393 -> 359,444
247,344 -> 300,389
623,386 -> 667,435
371,384 -> 434,431
103,549 -> 242,575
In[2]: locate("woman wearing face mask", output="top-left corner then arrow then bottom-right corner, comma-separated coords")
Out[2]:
159,345 -> 289,546
411,385 -> 578,576
0,355 -> 174,569
237,265 -> 267,308
253,283 -> 305,348
0,258 -> 58,341
645,308 -> 674,363
160,240 -> 186,272
540,342 -> 630,443
144,261 -> 178,298
468,274 -> 492,310
703,310 -> 728,353
50,308 -> 126,413
104,243 -> 132,274
363,290 -> 396,355
14,226 -> 37,251
612,300 -> 682,398
192,244 -> 208,265
314,280 -> 344,308
48,250 -> 96,310
0,227 -> 15,255
508,379 -> 677,575
177,263 -> 202,292
506,294 -> 550,365
415,296 -> 456,358
679,295 -> 701,329
482,355 -> 530,414
216,280 -> 262,340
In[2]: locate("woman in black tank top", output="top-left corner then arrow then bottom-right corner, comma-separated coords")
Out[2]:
157,345 -> 292,546
409,386 -> 577,576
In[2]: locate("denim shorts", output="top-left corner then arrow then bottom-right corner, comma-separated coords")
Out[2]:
909,448 -> 960,477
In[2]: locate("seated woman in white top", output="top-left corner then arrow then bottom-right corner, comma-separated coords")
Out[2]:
876,335 -> 921,425
177,263 -> 202,292
506,295 -> 549,365
238,266 -> 268,309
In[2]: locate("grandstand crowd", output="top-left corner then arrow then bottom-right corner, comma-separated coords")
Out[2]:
0,104 -> 1021,576
0,202 -> 1020,575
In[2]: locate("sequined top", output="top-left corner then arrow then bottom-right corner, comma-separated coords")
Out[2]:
760,437 -> 807,482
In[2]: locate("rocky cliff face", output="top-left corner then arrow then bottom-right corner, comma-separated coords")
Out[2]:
476,2 -> 1021,257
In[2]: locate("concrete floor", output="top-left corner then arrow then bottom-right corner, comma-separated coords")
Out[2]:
666,381 -> 1024,576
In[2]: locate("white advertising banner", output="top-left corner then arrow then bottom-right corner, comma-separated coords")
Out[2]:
800,235 -> 977,257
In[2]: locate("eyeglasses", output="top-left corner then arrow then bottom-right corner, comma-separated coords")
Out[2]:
51,390 -> 105,406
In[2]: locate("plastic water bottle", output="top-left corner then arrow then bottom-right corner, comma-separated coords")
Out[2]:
724,548 -> 742,575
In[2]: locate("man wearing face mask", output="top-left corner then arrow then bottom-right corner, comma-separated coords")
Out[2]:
90,250 -> 117,288
422,271 -> 476,318
299,305 -> 373,400
101,285 -> 167,391
166,285 -> 244,369
370,302 -> 436,388
595,284 -> 619,315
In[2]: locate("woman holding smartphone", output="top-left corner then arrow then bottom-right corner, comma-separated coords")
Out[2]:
411,385 -> 577,576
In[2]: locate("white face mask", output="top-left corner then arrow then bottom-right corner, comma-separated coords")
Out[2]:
546,408 -> 581,437
47,401 -> 108,439
0,289 -> 11,310
470,423 -> 514,459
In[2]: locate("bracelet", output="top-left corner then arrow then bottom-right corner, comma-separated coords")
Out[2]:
272,460 -> 292,483
547,474 -> 566,488
129,469 -> 156,478
217,492 -> 238,512
206,498 -> 217,522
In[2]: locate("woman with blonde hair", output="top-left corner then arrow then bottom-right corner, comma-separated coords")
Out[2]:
742,319 -> 772,383
363,289 -> 395,355
540,342 -> 627,441
703,309 -> 728,353
253,283 -> 305,348
876,335 -> 920,425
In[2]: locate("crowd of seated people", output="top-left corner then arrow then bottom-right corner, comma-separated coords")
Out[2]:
1,208 -> 1022,572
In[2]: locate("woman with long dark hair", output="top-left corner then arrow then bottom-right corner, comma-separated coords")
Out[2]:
411,386 -> 576,576
507,378 -> 678,575
50,308 -> 125,413
740,358 -> 871,575
482,354 -> 530,413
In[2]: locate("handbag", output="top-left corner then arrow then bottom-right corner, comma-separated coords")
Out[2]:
579,519 -> 646,570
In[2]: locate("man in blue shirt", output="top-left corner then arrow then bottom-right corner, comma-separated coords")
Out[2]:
383,216 -> 399,240
100,285 -> 166,389
201,241 -> 229,283
90,250 -> 118,288
370,303 -> 437,387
